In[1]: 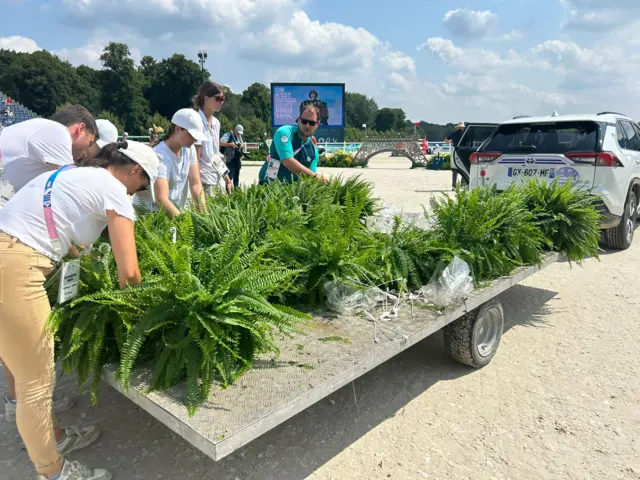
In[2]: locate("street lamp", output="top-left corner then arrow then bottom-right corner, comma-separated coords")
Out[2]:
197,50 -> 208,83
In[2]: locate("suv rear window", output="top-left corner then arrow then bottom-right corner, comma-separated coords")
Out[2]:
483,121 -> 599,154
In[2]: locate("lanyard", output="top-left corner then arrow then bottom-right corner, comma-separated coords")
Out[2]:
266,145 -> 306,163
43,164 -> 76,257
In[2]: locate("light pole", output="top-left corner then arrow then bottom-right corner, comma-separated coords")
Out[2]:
197,50 -> 208,83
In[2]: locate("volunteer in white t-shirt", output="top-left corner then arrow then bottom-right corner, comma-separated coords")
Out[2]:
134,108 -> 207,217
0,104 -> 98,192
192,81 -> 234,195
0,140 -> 158,480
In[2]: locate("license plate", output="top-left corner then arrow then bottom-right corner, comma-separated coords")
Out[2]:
507,167 -> 556,178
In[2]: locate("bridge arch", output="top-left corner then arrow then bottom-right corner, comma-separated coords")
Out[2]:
352,138 -> 429,168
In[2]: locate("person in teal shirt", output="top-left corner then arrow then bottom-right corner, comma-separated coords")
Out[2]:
259,104 -> 328,184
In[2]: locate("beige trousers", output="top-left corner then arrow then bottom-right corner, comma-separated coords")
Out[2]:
0,234 -> 62,476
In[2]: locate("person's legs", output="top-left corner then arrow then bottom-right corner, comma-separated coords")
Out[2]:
0,238 -> 62,477
2,361 -> 16,400
231,164 -> 241,188
452,169 -> 458,188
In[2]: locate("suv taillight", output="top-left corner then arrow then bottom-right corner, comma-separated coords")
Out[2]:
565,151 -> 623,167
470,152 -> 501,164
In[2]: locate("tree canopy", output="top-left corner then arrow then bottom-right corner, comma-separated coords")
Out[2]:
0,42 -> 456,141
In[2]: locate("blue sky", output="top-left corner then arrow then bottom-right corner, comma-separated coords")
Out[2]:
1,0 -> 640,123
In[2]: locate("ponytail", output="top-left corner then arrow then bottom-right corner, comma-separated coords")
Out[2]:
80,140 -> 133,169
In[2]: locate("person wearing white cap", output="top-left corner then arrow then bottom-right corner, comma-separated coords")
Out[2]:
134,108 -> 206,217
220,124 -> 246,188
0,139 -> 158,480
80,119 -> 120,161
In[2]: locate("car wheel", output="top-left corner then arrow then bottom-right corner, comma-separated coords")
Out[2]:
602,190 -> 637,250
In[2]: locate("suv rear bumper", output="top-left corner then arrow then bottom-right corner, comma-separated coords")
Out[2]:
597,202 -> 621,229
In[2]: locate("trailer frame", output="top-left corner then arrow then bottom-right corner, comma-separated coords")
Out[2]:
102,253 -> 560,462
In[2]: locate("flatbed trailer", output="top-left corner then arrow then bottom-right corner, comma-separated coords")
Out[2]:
102,253 -> 560,462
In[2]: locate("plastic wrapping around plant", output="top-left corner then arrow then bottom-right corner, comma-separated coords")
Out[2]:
421,256 -> 474,307
366,203 -> 433,234
323,281 -> 389,315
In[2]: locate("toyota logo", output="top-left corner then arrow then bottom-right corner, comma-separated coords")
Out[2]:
525,157 -> 535,165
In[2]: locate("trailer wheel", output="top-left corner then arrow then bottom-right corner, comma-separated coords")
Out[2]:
443,300 -> 504,368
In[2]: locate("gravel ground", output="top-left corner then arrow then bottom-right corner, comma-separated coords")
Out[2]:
2,156 -> 639,479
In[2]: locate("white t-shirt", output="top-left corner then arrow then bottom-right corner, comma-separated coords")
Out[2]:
0,167 -> 135,261
0,118 -> 73,192
195,110 -> 228,186
134,141 -> 196,210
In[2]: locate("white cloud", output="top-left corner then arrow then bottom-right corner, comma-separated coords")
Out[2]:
501,30 -> 523,41
240,10 -> 382,71
61,0 -> 298,38
54,42 -> 105,67
442,9 -> 498,38
419,37 -> 549,71
561,0 -> 640,30
0,36 -> 41,53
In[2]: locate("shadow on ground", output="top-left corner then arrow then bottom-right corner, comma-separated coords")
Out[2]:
0,284 -> 558,480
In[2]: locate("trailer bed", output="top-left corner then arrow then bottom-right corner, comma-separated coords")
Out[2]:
102,253 -> 560,462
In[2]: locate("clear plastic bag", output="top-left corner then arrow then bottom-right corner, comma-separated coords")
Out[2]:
366,203 -> 432,234
324,281 -> 388,314
420,256 -> 473,307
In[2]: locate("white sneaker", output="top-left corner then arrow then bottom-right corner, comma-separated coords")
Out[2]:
58,425 -> 101,456
4,395 -> 76,423
36,459 -> 112,480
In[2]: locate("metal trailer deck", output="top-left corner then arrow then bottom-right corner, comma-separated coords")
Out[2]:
102,253 -> 560,462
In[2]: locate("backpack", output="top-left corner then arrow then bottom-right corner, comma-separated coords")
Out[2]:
219,131 -> 234,155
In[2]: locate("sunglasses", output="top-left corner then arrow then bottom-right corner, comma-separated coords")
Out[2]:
299,118 -> 318,127
214,94 -> 225,102
136,170 -> 150,192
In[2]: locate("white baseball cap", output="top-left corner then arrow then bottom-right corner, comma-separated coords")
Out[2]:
171,108 -> 206,142
96,119 -> 118,148
118,140 -> 159,202
235,124 -> 244,135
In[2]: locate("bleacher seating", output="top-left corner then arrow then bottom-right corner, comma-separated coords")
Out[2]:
0,91 -> 39,129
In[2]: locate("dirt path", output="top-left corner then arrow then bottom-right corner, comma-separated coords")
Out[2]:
2,158 -> 639,479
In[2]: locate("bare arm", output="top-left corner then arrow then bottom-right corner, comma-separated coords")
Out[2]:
107,210 -> 141,288
154,178 -> 181,218
188,163 -> 206,211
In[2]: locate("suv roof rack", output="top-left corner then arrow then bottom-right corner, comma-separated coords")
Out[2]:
512,115 -> 531,119
597,111 -> 628,117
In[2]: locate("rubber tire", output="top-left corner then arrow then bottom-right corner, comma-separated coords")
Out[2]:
443,301 -> 504,368
602,190 -> 637,250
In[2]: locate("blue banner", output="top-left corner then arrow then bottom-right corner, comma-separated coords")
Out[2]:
271,83 -> 345,142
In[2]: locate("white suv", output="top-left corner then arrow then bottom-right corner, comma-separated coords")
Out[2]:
464,113 -> 640,250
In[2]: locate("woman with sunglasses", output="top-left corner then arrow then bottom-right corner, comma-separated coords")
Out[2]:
192,82 -> 234,195
259,104 -> 328,185
0,140 -> 158,480
134,108 -> 207,217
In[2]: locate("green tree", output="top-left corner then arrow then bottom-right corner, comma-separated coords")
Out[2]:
144,54 -> 206,119
375,108 -> 397,132
241,83 -> 271,123
345,92 -> 378,130
217,112 -> 234,135
391,108 -> 407,131
220,86 -> 252,122
147,112 -> 171,134
100,42 -> 149,134
95,110 -> 124,134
